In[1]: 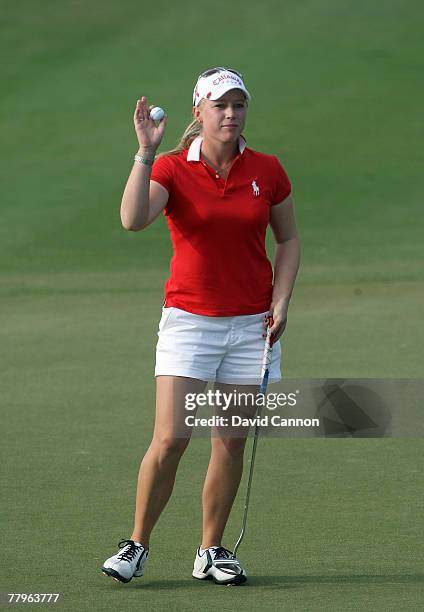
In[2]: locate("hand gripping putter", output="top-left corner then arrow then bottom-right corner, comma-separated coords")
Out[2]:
232,317 -> 274,559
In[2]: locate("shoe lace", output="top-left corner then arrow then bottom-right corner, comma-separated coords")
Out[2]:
211,546 -> 233,560
117,539 -> 142,562
210,546 -> 242,575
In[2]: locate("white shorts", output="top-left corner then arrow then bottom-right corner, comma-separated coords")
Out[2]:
155,306 -> 282,385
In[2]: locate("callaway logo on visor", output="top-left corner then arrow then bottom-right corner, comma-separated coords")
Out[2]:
211,73 -> 243,86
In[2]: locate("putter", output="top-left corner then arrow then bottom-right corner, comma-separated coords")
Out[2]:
232,317 -> 274,559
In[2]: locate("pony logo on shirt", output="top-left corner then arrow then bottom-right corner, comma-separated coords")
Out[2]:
251,179 -> 260,196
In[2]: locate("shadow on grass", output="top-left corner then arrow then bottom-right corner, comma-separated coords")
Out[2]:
102,573 -> 424,590
248,574 -> 424,588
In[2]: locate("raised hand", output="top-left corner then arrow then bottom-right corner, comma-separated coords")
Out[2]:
134,96 -> 167,152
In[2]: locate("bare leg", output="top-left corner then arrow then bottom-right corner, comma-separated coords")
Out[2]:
130,376 -> 207,548
201,383 -> 259,549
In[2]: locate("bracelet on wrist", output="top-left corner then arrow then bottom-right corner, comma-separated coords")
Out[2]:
134,153 -> 155,166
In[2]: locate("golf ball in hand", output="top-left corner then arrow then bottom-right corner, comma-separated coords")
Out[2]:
150,106 -> 165,121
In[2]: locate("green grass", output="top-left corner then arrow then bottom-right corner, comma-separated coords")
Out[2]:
1,0 -> 423,610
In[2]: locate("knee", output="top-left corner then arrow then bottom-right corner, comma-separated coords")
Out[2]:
152,436 -> 189,464
213,437 -> 246,460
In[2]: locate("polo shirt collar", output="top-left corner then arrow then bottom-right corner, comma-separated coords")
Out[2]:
187,135 -> 247,162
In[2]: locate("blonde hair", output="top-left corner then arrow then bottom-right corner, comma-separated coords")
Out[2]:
155,100 -> 203,159
155,117 -> 201,159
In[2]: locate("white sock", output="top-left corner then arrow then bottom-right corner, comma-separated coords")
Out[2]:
200,545 -> 218,554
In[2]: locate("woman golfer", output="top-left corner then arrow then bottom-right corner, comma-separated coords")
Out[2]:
102,67 -> 300,585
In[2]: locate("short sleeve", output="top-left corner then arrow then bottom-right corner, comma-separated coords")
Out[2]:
270,155 -> 292,205
150,154 -> 174,193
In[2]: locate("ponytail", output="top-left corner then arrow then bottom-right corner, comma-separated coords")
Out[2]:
155,116 -> 201,159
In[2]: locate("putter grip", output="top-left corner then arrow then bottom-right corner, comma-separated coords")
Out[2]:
260,317 -> 274,380
267,316 -> 274,347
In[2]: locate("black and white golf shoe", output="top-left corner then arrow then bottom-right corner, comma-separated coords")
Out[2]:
101,539 -> 149,583
192,546 -> 247,585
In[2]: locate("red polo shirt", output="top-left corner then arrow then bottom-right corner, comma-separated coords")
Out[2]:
150,135 -> 292,316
